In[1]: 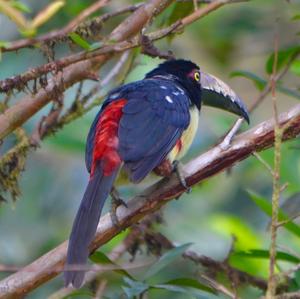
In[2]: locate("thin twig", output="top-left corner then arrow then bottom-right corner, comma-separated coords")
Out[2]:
276,213 -> 300,228
1,104 -> 300,298
95,280 -> 108,299
221,48 -> 300,148
0,0 -> 174,141
253,152 -> 274,176
0,0 -> 111,52
0,0 -> 247,94
266,30 -> 282,299
201,274 -> 238,299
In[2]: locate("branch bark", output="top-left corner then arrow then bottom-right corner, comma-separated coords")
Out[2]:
0,0 -> 173,140
0,3 -> 144,53
1,104 -> 300,299
0,0 -> 245,141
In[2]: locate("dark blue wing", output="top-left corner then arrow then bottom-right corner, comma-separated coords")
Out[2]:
118,79 -> 190,183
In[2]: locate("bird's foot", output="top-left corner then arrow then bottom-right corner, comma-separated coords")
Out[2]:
172,160 -> 191,194
110,187 -> 127,229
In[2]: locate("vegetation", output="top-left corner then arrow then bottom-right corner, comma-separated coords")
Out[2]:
0,0 -> 300,298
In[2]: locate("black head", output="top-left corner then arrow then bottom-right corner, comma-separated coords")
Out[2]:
145,59 -> 202,109
145,59 -> 249,123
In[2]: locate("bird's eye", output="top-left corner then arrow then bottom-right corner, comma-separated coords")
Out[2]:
194,71 -> 200,81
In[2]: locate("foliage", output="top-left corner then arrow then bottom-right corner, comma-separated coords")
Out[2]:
0,0 -> 300,299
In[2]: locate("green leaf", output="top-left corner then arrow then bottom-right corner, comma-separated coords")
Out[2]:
265,46 -> 300,75
279,192 -> 300,219
231,70 -> 300,100
292,14 -> 300,21
152,284 -> 209,299
289,270 -> 300,291
0,41 -> 11,61
291,60 -> 300,76
89,251 -> 112,264
247,190 -> 300,237
159,1 -> 193,42
161,278 -> 215,294
90,251 -> 132,278
233,249 -> 300,264
10,1 -> 31,13
143,243 -> 192,280
69,33 -> 91,50
277,85 -> 300,100
166,2 -> 194,26
209,214 -> 262,251
0,40 -> 11,48
122,277 -> 149,298
63,290 -> 93,298
89,41 -> 103,51
231,70 -> 266,91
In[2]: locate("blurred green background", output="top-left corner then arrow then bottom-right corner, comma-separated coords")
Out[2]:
0,0 -> 300,298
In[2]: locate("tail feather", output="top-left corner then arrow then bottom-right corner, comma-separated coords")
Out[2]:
64,165 -> 119,288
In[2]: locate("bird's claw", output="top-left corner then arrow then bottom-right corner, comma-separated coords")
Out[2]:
110,187 -> 127,229
172,160 -> 191,194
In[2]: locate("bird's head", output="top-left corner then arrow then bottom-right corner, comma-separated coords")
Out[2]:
145,59 -> 249,123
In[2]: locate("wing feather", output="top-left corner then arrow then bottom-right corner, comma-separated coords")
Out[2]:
118,80 -> 191,183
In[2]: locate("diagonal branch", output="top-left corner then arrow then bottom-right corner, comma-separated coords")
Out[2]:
0,0 -> 245,141
0,0 -> 248,93
0,0 -> 111,52
1,104 -> 300,299
0,0 -> 173,141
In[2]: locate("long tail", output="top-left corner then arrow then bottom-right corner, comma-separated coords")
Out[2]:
64,166 -> 119,288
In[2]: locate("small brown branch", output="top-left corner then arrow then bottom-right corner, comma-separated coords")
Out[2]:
0,0 -> 242,141
253,152 -> 274,176
273,292 -> 300,299
48,238 -> 135,299
0,0 -> 246,145
1,105 -> 300,298
75,3 -> 145,40
0,0 -> 111,53
3,3 -> 144,53
94,280 -> 107,299
201,274 -> 238,299
0,0 -> 247,93
190,253 -> 268,291
150,232 -> 269,292
0,20 -> 180,94
181,0 -> 240,26
139,32 -> 175,60
49,213 -> 161,299
221,47 -> 300,148
0,0 -> 174,140
266,32 -> 281,299
276,213 -> 300,228
59,0 -> 111,35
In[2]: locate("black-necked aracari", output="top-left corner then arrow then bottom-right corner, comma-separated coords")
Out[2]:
64,59 -> 249,288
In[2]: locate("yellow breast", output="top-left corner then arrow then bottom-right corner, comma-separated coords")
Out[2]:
115,107 -> 199,186
168,107 -> 199,162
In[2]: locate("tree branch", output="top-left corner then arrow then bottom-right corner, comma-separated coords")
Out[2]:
0,0 -> 247,93
0,0 -> 173,142
0,0 -> 244,141
0,0 -> 113,52
1,104 -> 300,298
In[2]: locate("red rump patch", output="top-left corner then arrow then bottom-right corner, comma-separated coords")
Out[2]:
91,99 -> 127,176
175,139 -> 182,152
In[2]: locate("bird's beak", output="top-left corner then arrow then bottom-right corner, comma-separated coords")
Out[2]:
200,72 -> 250,124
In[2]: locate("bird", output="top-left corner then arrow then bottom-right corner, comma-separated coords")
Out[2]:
64,59 -> 249,288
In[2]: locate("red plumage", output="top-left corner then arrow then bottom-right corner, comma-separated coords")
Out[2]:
175,138 -> 182,152
91,99 -> 127,176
